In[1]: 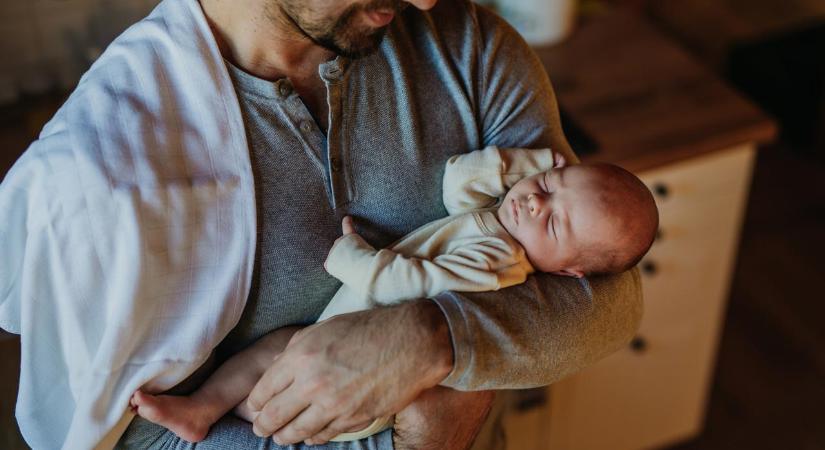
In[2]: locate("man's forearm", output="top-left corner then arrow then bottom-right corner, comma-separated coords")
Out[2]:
393,300 -> 455,387
432,269 -> 644,390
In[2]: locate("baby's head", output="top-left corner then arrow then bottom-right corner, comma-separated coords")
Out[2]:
497,162 -> 658,278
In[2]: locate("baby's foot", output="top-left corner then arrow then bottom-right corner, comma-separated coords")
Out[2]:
130,390 -> 216,442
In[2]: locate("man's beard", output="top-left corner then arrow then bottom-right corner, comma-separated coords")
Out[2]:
280,0 -> 405,59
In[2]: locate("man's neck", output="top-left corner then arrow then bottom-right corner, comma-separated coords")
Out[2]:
200,0 -> 336,81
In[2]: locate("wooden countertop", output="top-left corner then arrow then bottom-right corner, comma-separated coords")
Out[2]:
534,9 -> 778,173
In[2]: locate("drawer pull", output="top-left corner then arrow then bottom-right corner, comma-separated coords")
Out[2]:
641,260 -> 657,276
653,182 -> 669,199
630,336 -> 647,353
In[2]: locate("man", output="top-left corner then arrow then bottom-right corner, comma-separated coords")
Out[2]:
0,0 -> 642,448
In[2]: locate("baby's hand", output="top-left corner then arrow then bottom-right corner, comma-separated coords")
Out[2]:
341,216 -> 356,236
553,152 -> 567,169
324,216 -> 357,273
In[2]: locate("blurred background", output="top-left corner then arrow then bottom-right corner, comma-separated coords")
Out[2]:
1,0 -> 823,449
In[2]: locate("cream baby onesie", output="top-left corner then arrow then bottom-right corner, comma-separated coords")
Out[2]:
320,146 -> 556,321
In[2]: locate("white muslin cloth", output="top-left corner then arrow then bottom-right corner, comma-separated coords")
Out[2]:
0,0 -> 256,448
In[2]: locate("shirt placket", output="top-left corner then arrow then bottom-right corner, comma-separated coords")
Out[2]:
271,77 -> 328,175
272,60 -> 352,210
320,59 -> 353,210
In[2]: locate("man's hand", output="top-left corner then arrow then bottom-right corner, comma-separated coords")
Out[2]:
394,387 -> 495,450
246,300 -> 454,446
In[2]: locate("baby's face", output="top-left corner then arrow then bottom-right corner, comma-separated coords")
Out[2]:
497,165 -> 611,277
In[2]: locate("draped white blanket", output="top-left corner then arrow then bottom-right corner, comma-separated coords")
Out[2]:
0,0 -> 255,447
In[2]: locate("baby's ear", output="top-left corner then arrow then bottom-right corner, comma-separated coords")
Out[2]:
551,269 -> 584,278
553,153 -> 567,168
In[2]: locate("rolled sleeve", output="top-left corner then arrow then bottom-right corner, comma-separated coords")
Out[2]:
431,269 -> 643,390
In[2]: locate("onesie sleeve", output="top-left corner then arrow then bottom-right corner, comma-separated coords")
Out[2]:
442,146 -> 556,215
325,234 -> 530,305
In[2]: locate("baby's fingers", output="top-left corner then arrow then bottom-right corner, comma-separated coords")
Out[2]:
342,216 -> 355,235
553,153 -> 567,168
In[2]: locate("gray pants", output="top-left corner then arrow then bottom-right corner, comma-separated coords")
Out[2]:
116,415 -> 394,450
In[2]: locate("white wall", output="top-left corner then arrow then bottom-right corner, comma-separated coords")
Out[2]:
0,0 -> 159,103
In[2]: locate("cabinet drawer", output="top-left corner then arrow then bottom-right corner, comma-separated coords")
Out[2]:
543,145 -> 756,450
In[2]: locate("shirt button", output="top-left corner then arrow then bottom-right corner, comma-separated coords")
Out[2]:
277,81 -> 292,99
299,121 -> 313,133
330,157 -> 341,173
324,67 -> 342,81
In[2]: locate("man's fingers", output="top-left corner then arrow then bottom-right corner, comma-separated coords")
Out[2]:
252,387 -> 308,438
246,359 -> 292,413
305,417 -> 373,446
305,422 -> 344,446
272,404 -> 332,445
342,216 -> 355,235
343,419 -> 376,433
